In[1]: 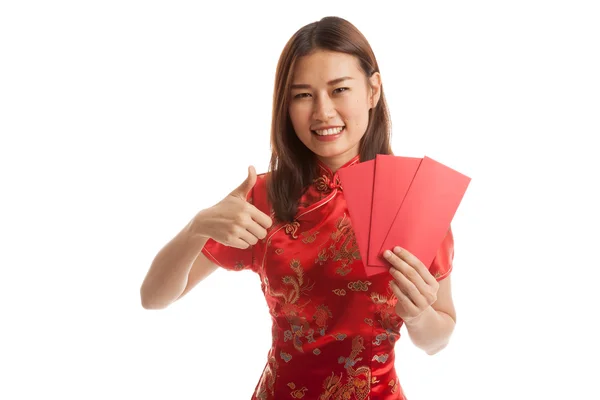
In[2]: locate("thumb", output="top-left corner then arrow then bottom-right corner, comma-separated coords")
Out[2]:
230,166 -> 257,199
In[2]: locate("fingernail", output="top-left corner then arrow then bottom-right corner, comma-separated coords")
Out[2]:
384,250 -> 392,258
394,246 -> 402,254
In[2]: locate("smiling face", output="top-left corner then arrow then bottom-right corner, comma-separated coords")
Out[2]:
288,50 -> 381,171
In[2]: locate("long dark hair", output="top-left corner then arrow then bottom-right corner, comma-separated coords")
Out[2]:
268,16 -> 393,223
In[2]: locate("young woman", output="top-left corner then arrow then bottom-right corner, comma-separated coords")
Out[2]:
141,16 -> 457,400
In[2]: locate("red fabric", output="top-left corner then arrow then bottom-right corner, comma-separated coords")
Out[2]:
202,155 -> 454,400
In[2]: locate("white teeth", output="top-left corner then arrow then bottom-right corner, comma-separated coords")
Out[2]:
314,127 -> 344,136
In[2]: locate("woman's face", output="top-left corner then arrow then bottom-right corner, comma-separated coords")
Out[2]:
288,50 -> 381,171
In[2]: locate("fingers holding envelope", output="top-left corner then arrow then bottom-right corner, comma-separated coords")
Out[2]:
384,246 -> 439,321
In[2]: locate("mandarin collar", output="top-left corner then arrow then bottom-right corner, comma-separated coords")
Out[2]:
316,154 -> 361,179
313,154 -> 361,192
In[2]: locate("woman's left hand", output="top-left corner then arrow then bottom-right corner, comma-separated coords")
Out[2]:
384,246 -> 440,324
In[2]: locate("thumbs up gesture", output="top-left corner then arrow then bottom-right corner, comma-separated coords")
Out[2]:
192,166 -> 274,249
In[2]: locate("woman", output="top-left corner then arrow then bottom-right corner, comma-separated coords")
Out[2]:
140,16 -> 457,400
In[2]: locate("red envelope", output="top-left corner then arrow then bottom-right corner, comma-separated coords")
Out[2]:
377,156 -> 471,268
368,155 -> 422,267
337,160 -> 386,275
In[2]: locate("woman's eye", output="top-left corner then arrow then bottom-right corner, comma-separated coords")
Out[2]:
292,88 -> 348,99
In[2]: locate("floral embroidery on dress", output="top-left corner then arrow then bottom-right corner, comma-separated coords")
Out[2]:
370,287 -> 402,346
313,304 -> 333,336
285,221 -> 301,239
268,258 -> 336,355
313,174 -> 341,193
319,336 -> 371,400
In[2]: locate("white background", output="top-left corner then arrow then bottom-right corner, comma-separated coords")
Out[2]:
1,1 -> 599,399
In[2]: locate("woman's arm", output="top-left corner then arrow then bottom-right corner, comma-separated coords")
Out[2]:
139,217 -> 216,310
403,275 -> 456,355
384,245 -> 457,355
140,167 -> 271,309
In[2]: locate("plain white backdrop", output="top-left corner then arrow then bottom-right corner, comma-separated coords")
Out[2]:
1,1 -> 599,399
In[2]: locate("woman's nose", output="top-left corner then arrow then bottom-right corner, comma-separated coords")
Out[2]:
312,96 -> 336,121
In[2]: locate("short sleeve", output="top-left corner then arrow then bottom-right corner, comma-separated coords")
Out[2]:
199,181 -> 257,273
201,238 -> 255,272
428,227 -> 454,281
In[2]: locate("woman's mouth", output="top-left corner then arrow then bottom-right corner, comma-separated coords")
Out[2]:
311,126 -> 345,142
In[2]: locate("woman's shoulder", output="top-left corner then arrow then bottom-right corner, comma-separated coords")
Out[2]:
255,171 -> 270,189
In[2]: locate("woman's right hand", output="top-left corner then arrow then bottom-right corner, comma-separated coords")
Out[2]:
191,166 -> 273,249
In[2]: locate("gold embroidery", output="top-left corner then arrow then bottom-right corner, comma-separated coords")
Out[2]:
291,386 -> 308,398
319,336 -> 371,400
301,230 -> 319,244
313,175 -> 333,193
313,304 -> 333,333
373,333 -> 388,346
370,292 -> 388,304
288,382 -> 308,399
255,355 -> 279,400
331,214 -> 360,275
372,354 -> 389,363
314,214 -> 360,275
370,287 -> 402,345
285,221 -> 301,239
330,333 -> 347,341
275,248 -> 284,255
330,213 -> 351,242
315,248 -> 328,265
332,289 -> 346,296
348,280 -> 372,291
280,351 -> 292,363
389,378 -> 399,394
268,259 -> 315,353
321,373 -> 342,399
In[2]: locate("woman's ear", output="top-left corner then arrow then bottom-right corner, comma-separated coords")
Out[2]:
369,72 -> 382,109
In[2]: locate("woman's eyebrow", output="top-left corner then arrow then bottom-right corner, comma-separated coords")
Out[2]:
291,76 -> 354,90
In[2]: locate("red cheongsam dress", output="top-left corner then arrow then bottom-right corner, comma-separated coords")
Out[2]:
201,154 -> 454,400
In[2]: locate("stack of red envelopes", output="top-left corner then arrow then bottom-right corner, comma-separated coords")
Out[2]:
338,155 -> 471,276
